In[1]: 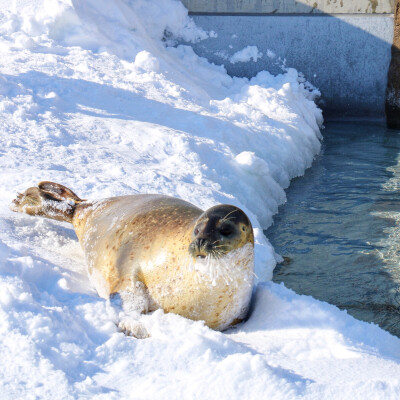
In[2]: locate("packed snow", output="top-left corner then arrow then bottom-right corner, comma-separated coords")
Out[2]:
1,0 -> 400,399
230,45 -> 263,64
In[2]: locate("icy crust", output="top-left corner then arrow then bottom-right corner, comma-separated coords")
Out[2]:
188,242 -> 254,288
2,0 -> 400,398
191,243 -> 255,329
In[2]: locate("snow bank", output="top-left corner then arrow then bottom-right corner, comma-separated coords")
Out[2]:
0,0 -> 399,398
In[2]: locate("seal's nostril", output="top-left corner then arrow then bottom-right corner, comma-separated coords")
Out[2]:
188,238 -> 213,258
196,238 -> 208,249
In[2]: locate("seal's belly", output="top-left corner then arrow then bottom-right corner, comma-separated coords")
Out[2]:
140,244 -> 254,330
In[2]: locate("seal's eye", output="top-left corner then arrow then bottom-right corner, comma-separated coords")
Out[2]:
219,224 -> 234,237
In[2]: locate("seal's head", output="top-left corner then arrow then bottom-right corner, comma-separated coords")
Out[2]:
189,204 -> 254,260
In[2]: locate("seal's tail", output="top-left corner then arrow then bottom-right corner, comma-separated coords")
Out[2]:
10,181 -> 85,223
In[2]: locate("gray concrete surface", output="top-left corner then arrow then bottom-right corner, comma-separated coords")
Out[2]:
186,14 -> 393,118
182,0 -> 395,14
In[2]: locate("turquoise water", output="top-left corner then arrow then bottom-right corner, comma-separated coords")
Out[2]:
266,122 -> 400,337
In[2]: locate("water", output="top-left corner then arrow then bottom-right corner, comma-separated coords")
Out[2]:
266,122 -> 400,337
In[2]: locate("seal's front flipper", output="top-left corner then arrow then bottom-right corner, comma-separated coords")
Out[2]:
118,319 -> 150,339
111,282 -> 152,339
10,182 -> 83,223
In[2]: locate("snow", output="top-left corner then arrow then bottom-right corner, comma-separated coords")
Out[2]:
0,0 -> 399,398
230,45 -> 263,63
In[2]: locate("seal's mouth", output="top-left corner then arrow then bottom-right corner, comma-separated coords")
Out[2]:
188,238 -> 229,260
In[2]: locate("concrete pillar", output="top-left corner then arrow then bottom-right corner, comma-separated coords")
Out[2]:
386,0 -> 400,128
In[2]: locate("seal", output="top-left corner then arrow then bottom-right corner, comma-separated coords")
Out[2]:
10,182 -> 254,333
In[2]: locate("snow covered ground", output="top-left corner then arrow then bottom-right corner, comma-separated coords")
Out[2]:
1,0 -> 400,398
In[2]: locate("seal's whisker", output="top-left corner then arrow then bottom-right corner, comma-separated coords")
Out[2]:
220,209 -> 238,223
221,216 -> 236,222
211,249 -> 222,260
212,243 -> 224,247
251,270 -> 258,279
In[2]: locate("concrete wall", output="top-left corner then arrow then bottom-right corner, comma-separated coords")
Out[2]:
180,2 -> 395,119
182,0 -> 395,14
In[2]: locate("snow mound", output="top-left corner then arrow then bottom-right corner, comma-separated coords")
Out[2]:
230,45 -> 263,63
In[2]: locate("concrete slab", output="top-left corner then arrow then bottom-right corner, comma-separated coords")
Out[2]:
186,14 -> 393,118
181,0 -> 395,14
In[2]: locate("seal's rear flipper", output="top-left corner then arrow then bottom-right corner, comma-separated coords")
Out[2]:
10,182 -> 84,223
38,181 -> 84,203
